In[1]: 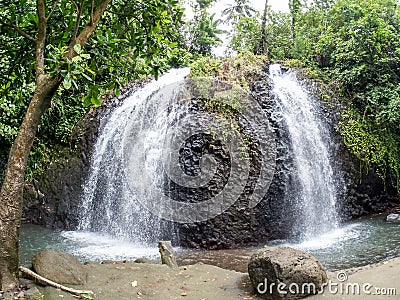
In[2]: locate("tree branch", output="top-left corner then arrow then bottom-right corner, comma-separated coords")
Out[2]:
70,0 -> 79,11
36,0 -> 48,83
0,20 -> 36,42
46,0 -> 61,20
67,0 -> 112,59
72,0 -> 85,40
91,0 -> 94,25
19,267 -> 94,298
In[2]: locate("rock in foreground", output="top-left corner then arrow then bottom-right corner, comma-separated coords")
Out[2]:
32,249 -> 87,285
248,246 -> 327,299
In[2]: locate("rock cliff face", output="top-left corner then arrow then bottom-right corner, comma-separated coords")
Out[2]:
21,67 -> 399,248
176,74 -> 300,248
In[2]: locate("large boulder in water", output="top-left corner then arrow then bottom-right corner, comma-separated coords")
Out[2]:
32,249 -> 87,285
248,246 -> 327,299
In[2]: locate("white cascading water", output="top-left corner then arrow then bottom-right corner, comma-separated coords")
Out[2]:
77,68 -> 190,244
269,64 -> 339,239
75,64 -> 339,252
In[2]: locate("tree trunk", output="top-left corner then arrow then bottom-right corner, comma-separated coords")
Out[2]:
0,0 -> 110,290
0,75 -> 61,290
289,0 -> 300,42
257,0 -> 269,55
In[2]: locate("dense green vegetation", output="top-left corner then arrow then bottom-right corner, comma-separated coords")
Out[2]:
185,0 -> 224,56
0,0 -> 186,182
229,0 -> 400,192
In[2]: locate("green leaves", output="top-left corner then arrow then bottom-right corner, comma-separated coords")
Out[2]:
1,0 -> 186,181
81,293 -> 95,300
63,74 -> 72,89
73,44 -> 82,55
306,0 -> 400,192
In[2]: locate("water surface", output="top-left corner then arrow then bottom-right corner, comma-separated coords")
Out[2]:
20,215 -> 400,272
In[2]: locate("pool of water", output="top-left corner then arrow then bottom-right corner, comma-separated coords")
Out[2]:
20,215 -> 400,272
270,215 -> 400,271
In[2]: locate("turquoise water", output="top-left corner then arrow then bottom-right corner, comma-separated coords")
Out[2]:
270,215 -> 400,271
20,215 -> 400,271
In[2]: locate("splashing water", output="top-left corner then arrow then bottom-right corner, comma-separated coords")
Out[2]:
78,68 -> 190,244
269,64 -> 340,239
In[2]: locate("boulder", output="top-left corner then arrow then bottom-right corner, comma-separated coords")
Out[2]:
32,249 -> 87,285
386,213 -> 400,223
248,246 -> 327,299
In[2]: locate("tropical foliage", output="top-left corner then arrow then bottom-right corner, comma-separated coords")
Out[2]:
0,0 -> 185,181
184,0 -> 224,56
230,0 -> 400,191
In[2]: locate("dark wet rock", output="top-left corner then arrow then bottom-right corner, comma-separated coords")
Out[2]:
134,257 -> 155,264
32,249 -> 87,285
22,157 -> 85,229
248,246 -> 327,299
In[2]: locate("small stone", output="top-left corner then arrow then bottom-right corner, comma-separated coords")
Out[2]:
134,258 -> 154,264
386,213 -> 400,223
19,278 -> 33,288
25,287 -> 41,296
1,292 -> 13,300
16,291 -> 25,298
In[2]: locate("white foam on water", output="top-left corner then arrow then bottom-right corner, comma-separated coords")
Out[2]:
61,231 -> 160,261
281,223 -> 362,251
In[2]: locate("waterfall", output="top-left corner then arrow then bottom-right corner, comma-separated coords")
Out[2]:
78,68 -> 190,244
269,64 -> 339,239
78,63 -> 339,247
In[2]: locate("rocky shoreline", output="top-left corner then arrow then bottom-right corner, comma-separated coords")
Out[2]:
3,258 -> 399,300
3,245 -> 399,300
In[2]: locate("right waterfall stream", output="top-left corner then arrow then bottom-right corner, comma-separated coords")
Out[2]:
269,64 -> 340,239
